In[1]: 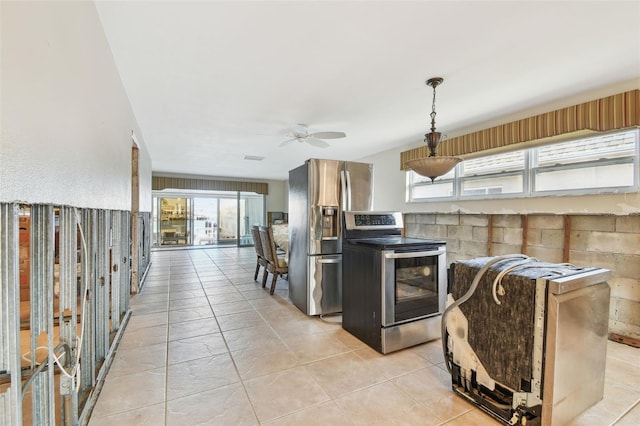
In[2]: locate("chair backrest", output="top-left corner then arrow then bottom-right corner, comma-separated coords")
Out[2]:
258,226 -> 277,265
251,226 -> 265,258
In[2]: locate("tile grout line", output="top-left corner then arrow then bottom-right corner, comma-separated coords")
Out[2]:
162,254 -> 173,426
143,249 -> 476,425
121,250 -> 449,424
226,253 -> 386,424
104,249 -> 484,424
205,249 -> 340,424
193,249 -> 263,424
611,397 -> 640,425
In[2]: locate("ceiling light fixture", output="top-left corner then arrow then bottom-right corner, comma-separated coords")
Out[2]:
405,77 -> 462,182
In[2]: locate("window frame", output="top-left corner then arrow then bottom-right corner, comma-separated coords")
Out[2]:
407,128 -> 639,202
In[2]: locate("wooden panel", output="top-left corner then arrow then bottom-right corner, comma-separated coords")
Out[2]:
487,214 -> 494,256
522,214 -> 528,255
609,333 -> 640,348
563,216 -> 571,263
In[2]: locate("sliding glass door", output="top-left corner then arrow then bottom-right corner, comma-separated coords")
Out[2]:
193,198 -> 218,245
152,191 -> 265,247
218,198 -> 238,244
158,197 -> 188,246
240,192 -> 264,246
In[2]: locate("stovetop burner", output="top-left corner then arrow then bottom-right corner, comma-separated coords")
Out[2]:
343,211 -> 446,249
348,236 -> 446,249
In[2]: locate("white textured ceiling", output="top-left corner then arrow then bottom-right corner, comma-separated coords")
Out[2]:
95,1 -> 640,181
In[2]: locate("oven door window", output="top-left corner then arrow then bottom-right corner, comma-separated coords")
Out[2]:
394,256 -> 440,322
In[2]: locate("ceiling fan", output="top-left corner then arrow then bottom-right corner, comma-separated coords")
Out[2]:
278,124 -> 346,148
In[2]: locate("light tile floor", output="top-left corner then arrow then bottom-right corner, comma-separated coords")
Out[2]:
88,247 -> 640,425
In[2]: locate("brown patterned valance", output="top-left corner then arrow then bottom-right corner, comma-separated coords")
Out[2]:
401,89 -> 640,170
153,176 -> 269,195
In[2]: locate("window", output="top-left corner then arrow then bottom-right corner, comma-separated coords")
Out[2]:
460,151 -> 525,197
410,168 -> 455,199
408,128 -> 639,202
533,130 -> 637,192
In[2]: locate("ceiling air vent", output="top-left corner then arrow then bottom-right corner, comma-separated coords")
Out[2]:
243,155 -> 264,161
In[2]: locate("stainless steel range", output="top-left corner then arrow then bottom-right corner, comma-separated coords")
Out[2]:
341,211 -> 446,354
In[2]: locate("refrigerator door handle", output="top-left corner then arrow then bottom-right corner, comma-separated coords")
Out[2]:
340,170 -> 347,211
317,258 -> 341,264
345,170 -> 352,211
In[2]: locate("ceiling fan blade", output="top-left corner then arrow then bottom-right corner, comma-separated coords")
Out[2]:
306,138 -> 330,148
308,131 -> 346,139
278,138 -> 297,147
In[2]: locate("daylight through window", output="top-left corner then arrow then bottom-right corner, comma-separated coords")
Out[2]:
408,128 -> 639,202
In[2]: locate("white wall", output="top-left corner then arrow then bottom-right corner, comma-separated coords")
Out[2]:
267,180 -> 288,213
359,80 -> 640,215
1,1 -> 152,212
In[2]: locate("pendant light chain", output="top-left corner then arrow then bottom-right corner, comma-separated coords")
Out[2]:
405,76 -> 462,182
430,84 -> 438,133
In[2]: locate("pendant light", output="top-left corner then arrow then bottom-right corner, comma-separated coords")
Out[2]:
406,77 -> 462,182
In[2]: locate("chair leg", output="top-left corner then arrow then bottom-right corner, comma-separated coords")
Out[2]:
270,273 -> 278,295
261,270 -> 269,288
254,263 -> 260,281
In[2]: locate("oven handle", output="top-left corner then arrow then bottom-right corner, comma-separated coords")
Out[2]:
384,249 -> 445,259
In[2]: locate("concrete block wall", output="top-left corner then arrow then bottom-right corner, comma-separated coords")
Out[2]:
404,212 -> 640,340
526,215 -> 565,263
492,215 -> 524,256
569,215 -> 640,340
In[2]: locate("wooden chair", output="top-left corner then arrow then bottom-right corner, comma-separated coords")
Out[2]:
250,226 -> 269,288
259,226 -> 288,295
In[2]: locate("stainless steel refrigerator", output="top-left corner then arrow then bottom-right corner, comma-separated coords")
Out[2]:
288,159 -> 373,315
